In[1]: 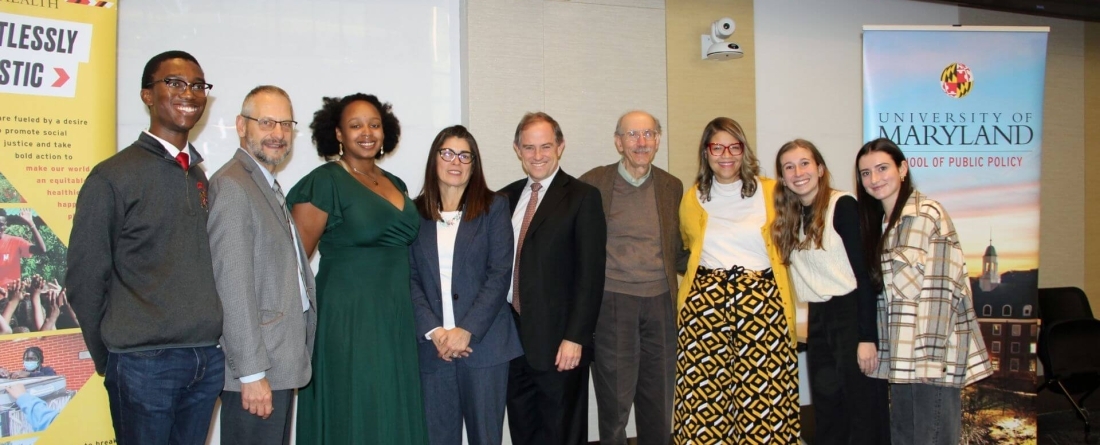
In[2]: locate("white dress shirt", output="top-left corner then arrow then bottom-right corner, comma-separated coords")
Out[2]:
144,130 -> 192,160
507,167 -> 559,303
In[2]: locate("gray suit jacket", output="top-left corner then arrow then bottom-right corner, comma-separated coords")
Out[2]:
208,149 -> 318,392
579,163 -> 687,295
408,195 -> 523,372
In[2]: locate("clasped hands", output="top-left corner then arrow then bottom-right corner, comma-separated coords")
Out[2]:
431,327 -> 472,362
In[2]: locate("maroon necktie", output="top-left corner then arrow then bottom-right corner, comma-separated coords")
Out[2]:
175,152 -> 190,171
512,182 -> 542,314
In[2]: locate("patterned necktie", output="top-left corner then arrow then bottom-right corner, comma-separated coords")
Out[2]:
272,180 -> 292,230
512,182 -> 542,314
175,151 -> 189,171
274,180 -> 309,311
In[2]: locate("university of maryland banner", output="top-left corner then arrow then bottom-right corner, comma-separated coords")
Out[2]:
0,1 -> 117,444
863,26 -> 1048,443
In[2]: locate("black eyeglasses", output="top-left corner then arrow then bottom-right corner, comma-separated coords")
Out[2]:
706,142 -> 744,156
241,115 -> 296,132
438,148 -> 474,164
145,78 -> 214,95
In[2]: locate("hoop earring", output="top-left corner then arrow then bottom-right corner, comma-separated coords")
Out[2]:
339,143 -> 344,156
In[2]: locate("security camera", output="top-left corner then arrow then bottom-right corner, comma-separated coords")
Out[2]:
712,18 -> 735,39
701,17 -> 743,60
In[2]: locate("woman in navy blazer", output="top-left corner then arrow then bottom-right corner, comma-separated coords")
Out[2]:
409,125 -> 522,445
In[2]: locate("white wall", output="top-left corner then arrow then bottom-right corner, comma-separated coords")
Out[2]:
118,0 -> 464,198
754,0 -> 959,189
466,0 -> 668,191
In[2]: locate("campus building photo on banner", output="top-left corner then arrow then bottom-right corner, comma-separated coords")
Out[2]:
864,25 -> 1048,443
0,1 -> 117,444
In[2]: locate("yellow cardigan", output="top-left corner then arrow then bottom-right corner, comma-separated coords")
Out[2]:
678,177 -> 798,347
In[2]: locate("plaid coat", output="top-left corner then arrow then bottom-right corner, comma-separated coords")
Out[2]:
870,192 -> 992,387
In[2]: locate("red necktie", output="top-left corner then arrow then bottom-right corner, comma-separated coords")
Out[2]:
512,182 -> 542,314
175,152 -> 189,171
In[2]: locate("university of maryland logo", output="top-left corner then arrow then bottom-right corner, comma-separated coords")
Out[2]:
941,63 -> 973,98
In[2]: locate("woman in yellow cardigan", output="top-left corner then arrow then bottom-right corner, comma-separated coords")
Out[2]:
672,117 -> 800,445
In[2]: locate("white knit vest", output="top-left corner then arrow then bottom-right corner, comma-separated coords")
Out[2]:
788,191 -> 857,303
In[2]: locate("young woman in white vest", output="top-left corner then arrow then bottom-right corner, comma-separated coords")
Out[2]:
771,139 -> 890,445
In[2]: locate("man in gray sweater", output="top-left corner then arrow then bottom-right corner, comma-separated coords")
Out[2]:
67,50 -> 224,445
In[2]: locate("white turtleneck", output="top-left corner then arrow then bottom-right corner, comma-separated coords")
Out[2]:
698,178 -> 771,271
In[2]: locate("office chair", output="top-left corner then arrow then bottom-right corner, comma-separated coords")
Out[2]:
1038,286 -> 1100,442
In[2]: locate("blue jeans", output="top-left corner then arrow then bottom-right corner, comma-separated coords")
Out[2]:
889,383 -> 962,445
104,346 -> 225,445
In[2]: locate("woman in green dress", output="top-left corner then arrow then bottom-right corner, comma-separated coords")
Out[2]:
288,93 -> 428,444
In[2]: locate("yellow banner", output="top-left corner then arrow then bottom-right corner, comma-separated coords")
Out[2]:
0,0 -> 117,443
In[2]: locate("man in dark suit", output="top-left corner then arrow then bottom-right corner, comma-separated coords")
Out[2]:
207,85 -> 317,445
580,111 -> 685,445
501,112 -> 606,445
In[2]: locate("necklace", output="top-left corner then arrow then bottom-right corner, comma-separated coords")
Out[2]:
439,210 -> 463,227
339,159 -> 379,186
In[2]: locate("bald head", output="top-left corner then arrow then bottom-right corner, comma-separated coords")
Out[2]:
615,110 -> 661,136
241,85 -> 292,117
613,110 -> 662,179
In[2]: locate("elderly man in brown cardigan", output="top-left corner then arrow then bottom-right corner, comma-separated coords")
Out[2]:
579,110 -> 687,445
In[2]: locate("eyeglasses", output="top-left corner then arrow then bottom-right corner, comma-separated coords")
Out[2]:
618,129 -> 658,141
241,115 -> 296,132
438,148 -> 474,164
145,78 -> 214,95
706,142 -> 744,156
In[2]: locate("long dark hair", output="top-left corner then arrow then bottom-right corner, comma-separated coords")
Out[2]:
771,139 -> 833,265
415,125 -> 495,222
855,138 -> 914,290
695,117 -> 759,202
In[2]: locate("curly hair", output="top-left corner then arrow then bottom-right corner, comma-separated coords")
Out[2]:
23,346 -> 44,363
309,93 -> 401,160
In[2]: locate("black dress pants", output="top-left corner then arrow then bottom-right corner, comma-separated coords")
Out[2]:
220,388 -> 295,445
506,312 -> 591,445
807,295 -> 891,445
